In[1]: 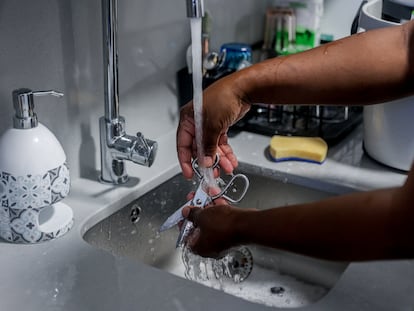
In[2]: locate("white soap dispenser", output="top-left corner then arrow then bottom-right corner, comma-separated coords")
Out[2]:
0,88 -> 73,243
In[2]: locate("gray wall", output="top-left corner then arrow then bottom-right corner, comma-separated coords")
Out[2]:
0,0 -> 362,181
0,0 -> 268,180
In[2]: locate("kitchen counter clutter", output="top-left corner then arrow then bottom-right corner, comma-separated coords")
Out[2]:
1,127 -> 413,311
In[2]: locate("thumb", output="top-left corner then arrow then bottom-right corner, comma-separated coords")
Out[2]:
201,132 -> 219,168
201,122 -> 222,168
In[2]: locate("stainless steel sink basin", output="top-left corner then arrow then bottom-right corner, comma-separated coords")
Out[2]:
84,163 -> 349,308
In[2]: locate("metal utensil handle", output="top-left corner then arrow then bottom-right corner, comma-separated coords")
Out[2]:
211,173 -> 250,203
192,154 -> 220,179
176,219 -> 194,248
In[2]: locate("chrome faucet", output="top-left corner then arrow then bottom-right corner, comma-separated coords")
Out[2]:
186,0 -> 204,18
99,0 -> 157,184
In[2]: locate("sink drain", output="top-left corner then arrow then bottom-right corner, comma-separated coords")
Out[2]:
181,246 -> 253,284
214,246 -> 253,283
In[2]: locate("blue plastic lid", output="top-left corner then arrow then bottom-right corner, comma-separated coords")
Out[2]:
220,43 -> 252,53
219,43 -> 252,70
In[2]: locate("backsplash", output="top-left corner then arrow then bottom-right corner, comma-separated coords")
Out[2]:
0,0 -> 361,181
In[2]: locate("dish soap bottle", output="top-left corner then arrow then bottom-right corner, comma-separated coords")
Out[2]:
0,88 -> 73,243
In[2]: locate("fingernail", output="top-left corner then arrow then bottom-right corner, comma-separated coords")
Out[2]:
202,156 -> 213,168
208,186 -> 221,196
182,206 -> 189,217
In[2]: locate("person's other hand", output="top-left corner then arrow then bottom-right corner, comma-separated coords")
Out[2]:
182,203 -> 254,258
176,76 -> 251,179
177,186 -> 227,230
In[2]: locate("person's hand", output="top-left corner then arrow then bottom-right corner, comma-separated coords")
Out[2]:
181,203 -> 255,258
176,76 -> 251,179
177,186 -> 227,230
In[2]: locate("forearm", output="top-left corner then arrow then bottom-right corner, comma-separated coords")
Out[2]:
232,21 -> 414,106
236,187 -> 413,261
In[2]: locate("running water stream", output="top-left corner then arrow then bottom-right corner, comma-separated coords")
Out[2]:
183,15 -> 254,290
190,18 -> 215,187
181,16 -> 224,285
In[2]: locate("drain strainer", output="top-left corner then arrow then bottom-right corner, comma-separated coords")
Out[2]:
214,246 -> 253,283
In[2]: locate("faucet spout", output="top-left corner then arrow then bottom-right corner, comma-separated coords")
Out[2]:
99,0 -> 158,184
186,0 -> 204,18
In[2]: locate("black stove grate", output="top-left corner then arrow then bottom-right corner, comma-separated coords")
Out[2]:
230,104 -> 363,146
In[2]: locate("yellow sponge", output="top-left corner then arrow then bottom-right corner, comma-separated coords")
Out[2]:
269,135 -> 328,164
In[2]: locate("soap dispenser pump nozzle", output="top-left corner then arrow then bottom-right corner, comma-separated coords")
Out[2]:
12,88 -> 64,129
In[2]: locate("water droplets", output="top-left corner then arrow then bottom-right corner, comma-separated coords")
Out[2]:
179,245 -> 327,308
52,287 -> 59,300
106,219 -> 112,241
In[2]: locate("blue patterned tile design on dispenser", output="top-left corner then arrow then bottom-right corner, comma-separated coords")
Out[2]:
0,163 -> 72,243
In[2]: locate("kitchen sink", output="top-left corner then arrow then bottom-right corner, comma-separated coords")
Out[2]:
83,163 -> 349,308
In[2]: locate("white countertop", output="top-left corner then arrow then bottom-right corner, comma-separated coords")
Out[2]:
1,127 -> 414,311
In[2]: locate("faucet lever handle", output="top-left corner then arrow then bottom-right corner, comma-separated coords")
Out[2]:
134,132 -> 158,167
136,132 -> 150,150
32,90 -> 64,98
